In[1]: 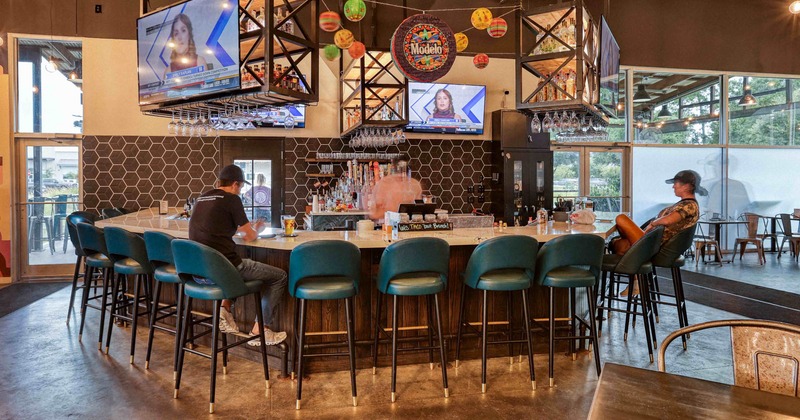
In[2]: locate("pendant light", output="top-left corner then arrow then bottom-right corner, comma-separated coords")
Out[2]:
738,88 -> 757,106
657,105 -> 672,119
633,80 -> 651,102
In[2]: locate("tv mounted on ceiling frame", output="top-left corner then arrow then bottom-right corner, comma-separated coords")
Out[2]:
598,16 -> 620,119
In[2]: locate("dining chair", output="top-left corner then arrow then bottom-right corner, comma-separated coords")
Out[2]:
777,214 -> 800,262
732,213 -> 765,265
693,222 -> 722,266
659,319 -> 800,398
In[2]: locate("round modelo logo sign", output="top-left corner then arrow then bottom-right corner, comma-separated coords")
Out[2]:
391,14 -> 456,82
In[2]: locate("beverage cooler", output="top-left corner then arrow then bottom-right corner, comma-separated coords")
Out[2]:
489,110 -> 553,226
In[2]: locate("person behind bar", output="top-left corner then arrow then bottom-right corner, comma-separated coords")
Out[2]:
369,167 -> 423,221
189,164 -> 287,345
164,14 -> 207,75
426,88 -> 463,122
611,170 -> 703,295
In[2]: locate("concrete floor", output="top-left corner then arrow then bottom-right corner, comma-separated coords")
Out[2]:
0,285 -> 743,419
684,249 -> 800,293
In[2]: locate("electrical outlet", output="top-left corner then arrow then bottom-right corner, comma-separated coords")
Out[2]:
95,4 -> 102,13
477,185 -> 485,193
468,196 -> 475,204
478,194 -> 485,203
467,186 -> 474,193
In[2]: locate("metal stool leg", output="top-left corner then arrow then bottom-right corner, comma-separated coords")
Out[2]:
345,296 -> 357,406
145,279 -> 163,369
66,256 -> 83,324
454,284 -> 467,367
295,298 -> 307,409
372,291 -> 383,375
390,295 -> 398,403
521,289 -> 536,390
209,301 -> 221,414
433,294 -> 448,398
585,286 -> 602,376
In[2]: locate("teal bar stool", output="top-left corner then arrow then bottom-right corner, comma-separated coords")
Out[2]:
143,231 -> 184,375
290,240 -> 360,410
649,225 -> 697,349
65,211 -> 97,324
454,235 -> 538,393
103,226 -> 154,363
596,226 -> 664,363
172,239 -> 270,414
75,222 -> 115,349
534,233 -> 605,387
372,237 -> 450,402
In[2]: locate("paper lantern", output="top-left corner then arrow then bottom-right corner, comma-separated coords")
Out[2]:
348,41 -> 366,60
334,29 -> 355,49
344,0 -> 367,22
319,11 -> 341,32
473,53 -> 489,69
323,44 -> 341,61
487,17 -> 507,38
471,8 -> 493,30
455,32 -> 468,52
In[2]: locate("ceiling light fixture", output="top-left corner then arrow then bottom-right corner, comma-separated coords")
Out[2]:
790,0 -> 800,14
738,88 -> 758,106
45,55 -> 58,73
633,79 -> 651,102
657,106 -> 672,119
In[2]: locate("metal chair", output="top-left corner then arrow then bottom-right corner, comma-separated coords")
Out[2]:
777,214 -> 800,261
659,319 -> 800,397
732,213 -> 766,264
290,240 -> 361,409
372,237 -> 450,402
172,239 -> 271,414
694,222 -> 722,266
51,194 -> 70,253
535,233 -> 605,387
454,235 -> 538,393
27,197 -> 55,254
75,222 -> 115,349
65,211 -> 98,324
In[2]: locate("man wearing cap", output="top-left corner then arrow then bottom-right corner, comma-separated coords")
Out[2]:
189,164 -> 287,345
612,169 -> 705,254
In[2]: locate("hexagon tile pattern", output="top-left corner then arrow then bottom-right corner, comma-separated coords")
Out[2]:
82,136 -> 220,214
284,137 -> 493,217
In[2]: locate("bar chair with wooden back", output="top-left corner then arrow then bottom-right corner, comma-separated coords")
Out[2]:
659,319 -> 800,398
454,235 -> 538,393
777,213 -> 800,262
732,213 -> 766,264
694,220 -> 723,266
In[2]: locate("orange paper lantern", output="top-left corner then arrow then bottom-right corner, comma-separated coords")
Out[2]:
319,11 -> 341,32
455,32 -> 469,53
471,8 -> 493,30
473,53 -> 489,69
334,29 -> 355,49
348,41 -> 366,59
487,17 -> 507,38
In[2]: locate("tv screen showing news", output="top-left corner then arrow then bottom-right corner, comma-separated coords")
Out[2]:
406,82 -> 486,134
137,0 -> 240,105
598,16 -> 620,118
256,105 -> 306,128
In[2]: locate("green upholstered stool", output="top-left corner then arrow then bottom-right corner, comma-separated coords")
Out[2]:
534,233 -> 605,387
172,239 -> 270,414
65,211 -> 97,325
289,240 -> 361,409
372,237 -> 450,402
596,226 -> 664,363
143,231 -> 184,375
75,221 -> 114,349
454,235 -> 538,393
104,226 -> 155,363
649,225 -> 697,349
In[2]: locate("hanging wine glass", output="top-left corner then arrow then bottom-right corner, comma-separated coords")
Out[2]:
559,112 -> 570,135
542,112 -> 553,133
167,111 -> 177,135
530,113 -> 541,134
552,112 -> 561,134
569,112 -> 579,134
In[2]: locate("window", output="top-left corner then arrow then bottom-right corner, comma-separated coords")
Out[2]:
16,39 -> 83,134
235,160 -> 274,223
728,76 -> 798,146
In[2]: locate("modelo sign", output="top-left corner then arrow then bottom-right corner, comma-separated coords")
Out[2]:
391,14 -> 456,83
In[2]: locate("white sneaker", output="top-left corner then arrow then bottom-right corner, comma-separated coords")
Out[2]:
219,307 -> 239,334
248,328 -> 287,346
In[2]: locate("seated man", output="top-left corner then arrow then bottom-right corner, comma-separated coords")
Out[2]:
189,164 -> 287,345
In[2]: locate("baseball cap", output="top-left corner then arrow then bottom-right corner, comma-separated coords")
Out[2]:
219,164 -> 250,185
665,169 -> 707,196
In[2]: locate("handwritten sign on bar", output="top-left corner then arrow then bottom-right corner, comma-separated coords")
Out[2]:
396,222 -> 453,232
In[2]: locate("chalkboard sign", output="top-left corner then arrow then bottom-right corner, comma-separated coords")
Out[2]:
396,222 -> 453,232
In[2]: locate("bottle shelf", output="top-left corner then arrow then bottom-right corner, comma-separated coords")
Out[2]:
305,173 -> 337,177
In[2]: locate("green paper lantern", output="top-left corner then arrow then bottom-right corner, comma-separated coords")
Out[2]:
344,0 -> 367,22
323,44 -> 341,61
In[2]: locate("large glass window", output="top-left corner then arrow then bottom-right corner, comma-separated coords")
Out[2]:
728,76 -> 797,146
727,148 -> 800,217
235,159 -> 274,223
632,71 -> 721,145
16,39 -> 83,134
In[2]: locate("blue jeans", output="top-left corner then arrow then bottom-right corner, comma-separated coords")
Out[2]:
237,259 -> 287,327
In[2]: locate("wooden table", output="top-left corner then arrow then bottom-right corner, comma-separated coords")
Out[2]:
588,363 -> 800,419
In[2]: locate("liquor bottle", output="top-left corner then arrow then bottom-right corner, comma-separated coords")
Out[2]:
537,206 -> 548,224
535,78 -> 545,102
566,69 -> 576,98
380,96 -> 389,120
554,73 -> 563,100
258,6 -> 265,26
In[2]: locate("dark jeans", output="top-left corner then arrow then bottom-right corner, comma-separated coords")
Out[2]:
237,259 -> 287,327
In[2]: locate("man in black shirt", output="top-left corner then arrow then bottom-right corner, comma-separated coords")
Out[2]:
189,164 -> 287,345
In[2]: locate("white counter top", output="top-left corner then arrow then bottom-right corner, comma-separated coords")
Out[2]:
96,208 -> 618,251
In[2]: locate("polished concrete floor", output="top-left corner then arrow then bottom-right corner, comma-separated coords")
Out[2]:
684,249 -> 800,293
0,285 -> 744,419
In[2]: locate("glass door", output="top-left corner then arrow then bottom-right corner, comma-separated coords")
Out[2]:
221,137 -> 283,227
15,138 -> 82,279
553,146 -> 627,212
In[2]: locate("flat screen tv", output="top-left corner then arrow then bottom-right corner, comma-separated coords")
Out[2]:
255,105 -> 306,128
137,0 -> 240,105
406,82 -> 486,134
598,16 -> 620,118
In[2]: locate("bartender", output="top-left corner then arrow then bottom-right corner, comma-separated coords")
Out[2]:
369,171 -> 423,221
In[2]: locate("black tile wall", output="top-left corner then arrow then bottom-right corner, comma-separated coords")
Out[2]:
82,135 -> 492,217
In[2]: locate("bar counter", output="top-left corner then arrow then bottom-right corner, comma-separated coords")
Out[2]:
97,209 -> 617,374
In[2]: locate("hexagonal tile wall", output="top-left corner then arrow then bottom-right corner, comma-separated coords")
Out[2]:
82,136 -> 220,214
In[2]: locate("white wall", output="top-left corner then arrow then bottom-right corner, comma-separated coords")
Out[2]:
81,37 -> 516,140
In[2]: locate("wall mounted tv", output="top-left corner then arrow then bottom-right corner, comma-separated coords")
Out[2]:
255,105 -> 306,128
598,16 -> 620,118
137,0 -> 240,105
406,82 -> 486,134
